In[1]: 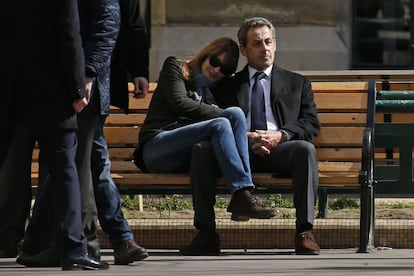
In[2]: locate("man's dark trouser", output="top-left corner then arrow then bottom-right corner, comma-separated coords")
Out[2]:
190,142 -> 221,232
23,127 -> 86,259
38,111 -> 100,252
191,140 -> 318,232
0,126 -> 34,256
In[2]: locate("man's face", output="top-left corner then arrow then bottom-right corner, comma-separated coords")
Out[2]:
240,25 -> 276,71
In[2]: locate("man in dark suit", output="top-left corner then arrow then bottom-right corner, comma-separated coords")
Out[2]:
0,0 -> 109,270
185,17 -> 321,256
4,0 -> 149,265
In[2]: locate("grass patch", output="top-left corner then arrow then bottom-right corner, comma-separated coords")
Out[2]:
262,194 -> 294,208
330,197 -> 359,210
391,202 -> 414,209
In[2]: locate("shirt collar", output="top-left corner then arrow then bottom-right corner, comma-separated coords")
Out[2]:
248,65 -> 273,80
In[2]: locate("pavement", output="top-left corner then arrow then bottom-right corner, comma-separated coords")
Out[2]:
1,248 -> 414,275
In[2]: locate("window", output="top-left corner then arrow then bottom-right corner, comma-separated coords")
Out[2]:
352,0 -> 413,68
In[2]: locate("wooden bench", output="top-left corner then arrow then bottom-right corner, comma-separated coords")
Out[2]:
31,80 -> 377,253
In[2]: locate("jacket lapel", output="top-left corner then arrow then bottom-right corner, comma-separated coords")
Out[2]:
236,66 -> 251,114
270,64 -> 285,103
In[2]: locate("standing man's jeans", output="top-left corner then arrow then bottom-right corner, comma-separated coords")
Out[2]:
142,107 -> 254,193
76,111 -> 100,252
92,115 -> 133,247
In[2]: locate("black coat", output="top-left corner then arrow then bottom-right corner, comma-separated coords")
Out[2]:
110,0 -> 149,113
1,0 -> 85,130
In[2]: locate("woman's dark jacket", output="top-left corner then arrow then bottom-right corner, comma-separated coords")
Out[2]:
134,57 -> 223,170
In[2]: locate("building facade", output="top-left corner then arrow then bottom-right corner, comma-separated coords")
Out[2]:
143,0 -> 412,81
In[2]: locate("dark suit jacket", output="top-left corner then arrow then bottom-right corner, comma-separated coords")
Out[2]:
1,0 -> 85,130
214,64 -> 320,142
110,0 -> 149,113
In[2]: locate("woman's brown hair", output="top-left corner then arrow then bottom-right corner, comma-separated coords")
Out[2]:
181,37 -> 239,81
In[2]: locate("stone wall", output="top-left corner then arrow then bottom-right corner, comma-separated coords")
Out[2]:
148,0 -> 352,81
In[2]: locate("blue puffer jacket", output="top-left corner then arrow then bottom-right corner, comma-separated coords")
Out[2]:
78,0 -> 120,115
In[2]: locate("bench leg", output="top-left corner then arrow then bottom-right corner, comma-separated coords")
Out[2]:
317,188 -> 328,218
358,183 -> 375,253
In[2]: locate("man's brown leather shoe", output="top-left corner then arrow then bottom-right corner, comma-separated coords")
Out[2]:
227,190 -> 275,221
180,231 -> 220,256
114,240 -> 148,265
295,231 -> 320,255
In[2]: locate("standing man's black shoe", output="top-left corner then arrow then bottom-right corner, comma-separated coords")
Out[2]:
61,254 -> 109,270
16,246 -> 61,267
180,230 -> 220,256
87,245 -> 101,261
0,247 -> 17,258
227,189 -> 275,221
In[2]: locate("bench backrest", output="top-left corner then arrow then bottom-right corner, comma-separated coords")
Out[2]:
106,81 -> 374,179
32,81 -> 375,187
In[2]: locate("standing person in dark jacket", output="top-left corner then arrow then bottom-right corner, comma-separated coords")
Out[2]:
17,0 -> 119,265
18,0 -> 149,266
0,0 -> 109,270
89,0 -> 150,264
73,0 -> 121,262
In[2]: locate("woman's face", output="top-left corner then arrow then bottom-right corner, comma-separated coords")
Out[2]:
201,53 -> 229,82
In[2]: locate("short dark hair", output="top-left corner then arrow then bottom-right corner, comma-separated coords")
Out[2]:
237,17 -> 276,46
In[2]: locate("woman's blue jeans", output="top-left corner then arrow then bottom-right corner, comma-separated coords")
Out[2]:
142,107 -> 253,193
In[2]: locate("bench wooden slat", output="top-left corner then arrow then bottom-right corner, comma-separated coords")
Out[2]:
318,113 -> 367,126
106,160 -> 361,173
103,126 -> 366,147
107,112 -> 368,127
110,172 -> 359,187
105,113 -> 146,126
105,112 -> 368,127
104,127 -> 138,145
313,127 -> 364,146
31,172 -> 359,187
311,81 -> 369,91
316,148 -> 362,161
314,93 -> 367,112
